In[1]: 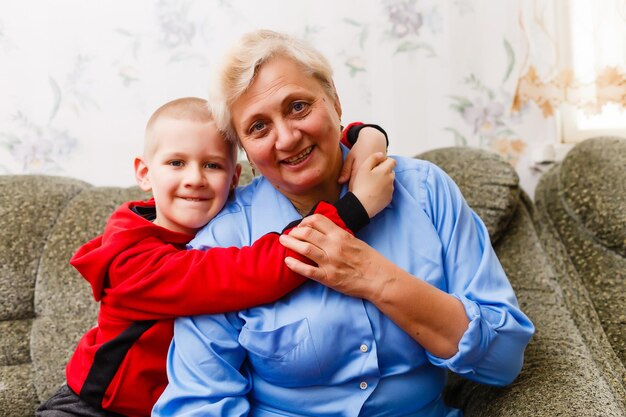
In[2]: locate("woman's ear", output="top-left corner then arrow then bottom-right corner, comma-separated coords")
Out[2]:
329,80 -> 342,120
134,156 -> 152,192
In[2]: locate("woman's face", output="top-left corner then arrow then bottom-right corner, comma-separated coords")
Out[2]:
230,56 -> 343,201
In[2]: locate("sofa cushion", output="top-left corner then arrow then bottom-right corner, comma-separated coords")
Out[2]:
0,175 -> 89,322
559,137 -> 626,257
0,175 -> 90,413
417,147 -> 520,243
0,363 -> 39,415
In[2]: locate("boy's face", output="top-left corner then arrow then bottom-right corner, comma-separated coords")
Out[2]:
135,117 -> 240,235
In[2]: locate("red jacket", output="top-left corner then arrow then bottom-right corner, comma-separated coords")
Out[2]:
65,195 -> 367,417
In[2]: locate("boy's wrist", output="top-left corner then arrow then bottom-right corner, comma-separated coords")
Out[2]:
280,193 -> 369,234
334,192 -> 370,233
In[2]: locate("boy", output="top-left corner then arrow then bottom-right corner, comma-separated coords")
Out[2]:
36,97 -> 392,417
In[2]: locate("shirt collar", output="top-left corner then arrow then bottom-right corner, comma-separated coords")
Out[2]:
249,144 -> 350,240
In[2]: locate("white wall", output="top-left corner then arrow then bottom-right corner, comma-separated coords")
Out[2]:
0,0 -> 557,195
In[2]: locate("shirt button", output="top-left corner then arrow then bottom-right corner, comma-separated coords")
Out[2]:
360,344 -> 368,353
359,381 -> 368,390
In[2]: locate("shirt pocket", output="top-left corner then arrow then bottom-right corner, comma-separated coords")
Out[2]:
239,318 -> 322,387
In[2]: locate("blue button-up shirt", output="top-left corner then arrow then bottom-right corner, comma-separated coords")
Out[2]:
152,151 -> 534,417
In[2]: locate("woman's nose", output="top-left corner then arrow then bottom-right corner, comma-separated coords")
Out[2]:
274,121 -> 301,151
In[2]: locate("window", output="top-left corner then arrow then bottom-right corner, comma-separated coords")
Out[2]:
558,1 -> 626,143
559,103 -> 626,143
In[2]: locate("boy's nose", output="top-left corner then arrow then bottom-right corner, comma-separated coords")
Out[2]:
184,167 -> 206,187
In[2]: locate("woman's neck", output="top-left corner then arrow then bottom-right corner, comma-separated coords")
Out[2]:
288,149 -> 343,216
289,181 -> 342,216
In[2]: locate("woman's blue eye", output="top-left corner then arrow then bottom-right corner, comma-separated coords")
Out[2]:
292,102 -> 307,112
250,121 -> 266,133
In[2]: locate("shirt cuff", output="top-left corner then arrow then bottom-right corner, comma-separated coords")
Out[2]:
426,295 -> 500,375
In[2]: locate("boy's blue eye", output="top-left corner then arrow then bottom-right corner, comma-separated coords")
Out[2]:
169,160 -> 184,167
205,162 -> 220,169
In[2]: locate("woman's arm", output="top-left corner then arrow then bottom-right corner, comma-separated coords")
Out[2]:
280,163 -> 534,386
152,314 -> 250,417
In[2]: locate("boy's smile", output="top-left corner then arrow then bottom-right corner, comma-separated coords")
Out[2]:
135,117 -> 240,235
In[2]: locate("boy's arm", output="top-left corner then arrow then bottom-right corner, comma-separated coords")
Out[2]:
340,122 -> 388,149
104,194 -> 370,320
339,122 -> 389,186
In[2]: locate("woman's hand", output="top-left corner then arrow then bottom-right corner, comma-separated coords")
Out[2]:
280,214 -> 391,300
279,215 -> 469,358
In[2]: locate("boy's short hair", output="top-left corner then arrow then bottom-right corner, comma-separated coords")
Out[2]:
144,97 -> 238,163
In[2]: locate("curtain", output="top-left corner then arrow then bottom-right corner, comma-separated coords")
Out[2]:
513,0 -> 626,117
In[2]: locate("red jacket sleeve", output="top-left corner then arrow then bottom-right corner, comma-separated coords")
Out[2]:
104,197 -> 368,321
341,122 -> 363,148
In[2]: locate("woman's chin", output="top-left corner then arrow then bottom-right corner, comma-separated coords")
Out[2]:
278,168 -> 326,188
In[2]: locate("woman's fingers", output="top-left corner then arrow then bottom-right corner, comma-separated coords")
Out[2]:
298,213 -> 353,236
366,152 -> 387,168
279,233 -> 327,264
284,256 -> 326,282
377,156 -> 396,172
282,216 -> 387,299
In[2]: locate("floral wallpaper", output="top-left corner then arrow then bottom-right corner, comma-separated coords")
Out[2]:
0,0 -> 556,195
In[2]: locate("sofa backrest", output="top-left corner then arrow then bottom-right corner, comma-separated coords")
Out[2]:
1,146 -> 624,416
0,175 -> 150,414
535,137 -> 626,407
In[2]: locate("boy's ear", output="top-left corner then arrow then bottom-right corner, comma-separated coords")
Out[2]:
231,163 -> 242,190
134,156 -> 152,192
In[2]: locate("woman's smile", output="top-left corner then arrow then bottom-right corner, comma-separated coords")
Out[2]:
281,145 -> 315,166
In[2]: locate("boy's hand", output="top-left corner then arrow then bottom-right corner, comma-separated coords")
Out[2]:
350,152 -> 396,218
338,127 -> 388,188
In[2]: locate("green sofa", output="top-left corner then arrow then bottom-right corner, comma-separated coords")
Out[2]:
1,140 -> 624,416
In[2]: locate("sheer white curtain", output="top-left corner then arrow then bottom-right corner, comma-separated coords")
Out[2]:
514,0 -> 626,116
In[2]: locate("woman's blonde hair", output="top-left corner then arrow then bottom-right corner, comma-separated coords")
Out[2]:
209,29 -> 338,144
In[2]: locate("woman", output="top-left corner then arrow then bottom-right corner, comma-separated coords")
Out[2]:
153,30 -> 534,417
